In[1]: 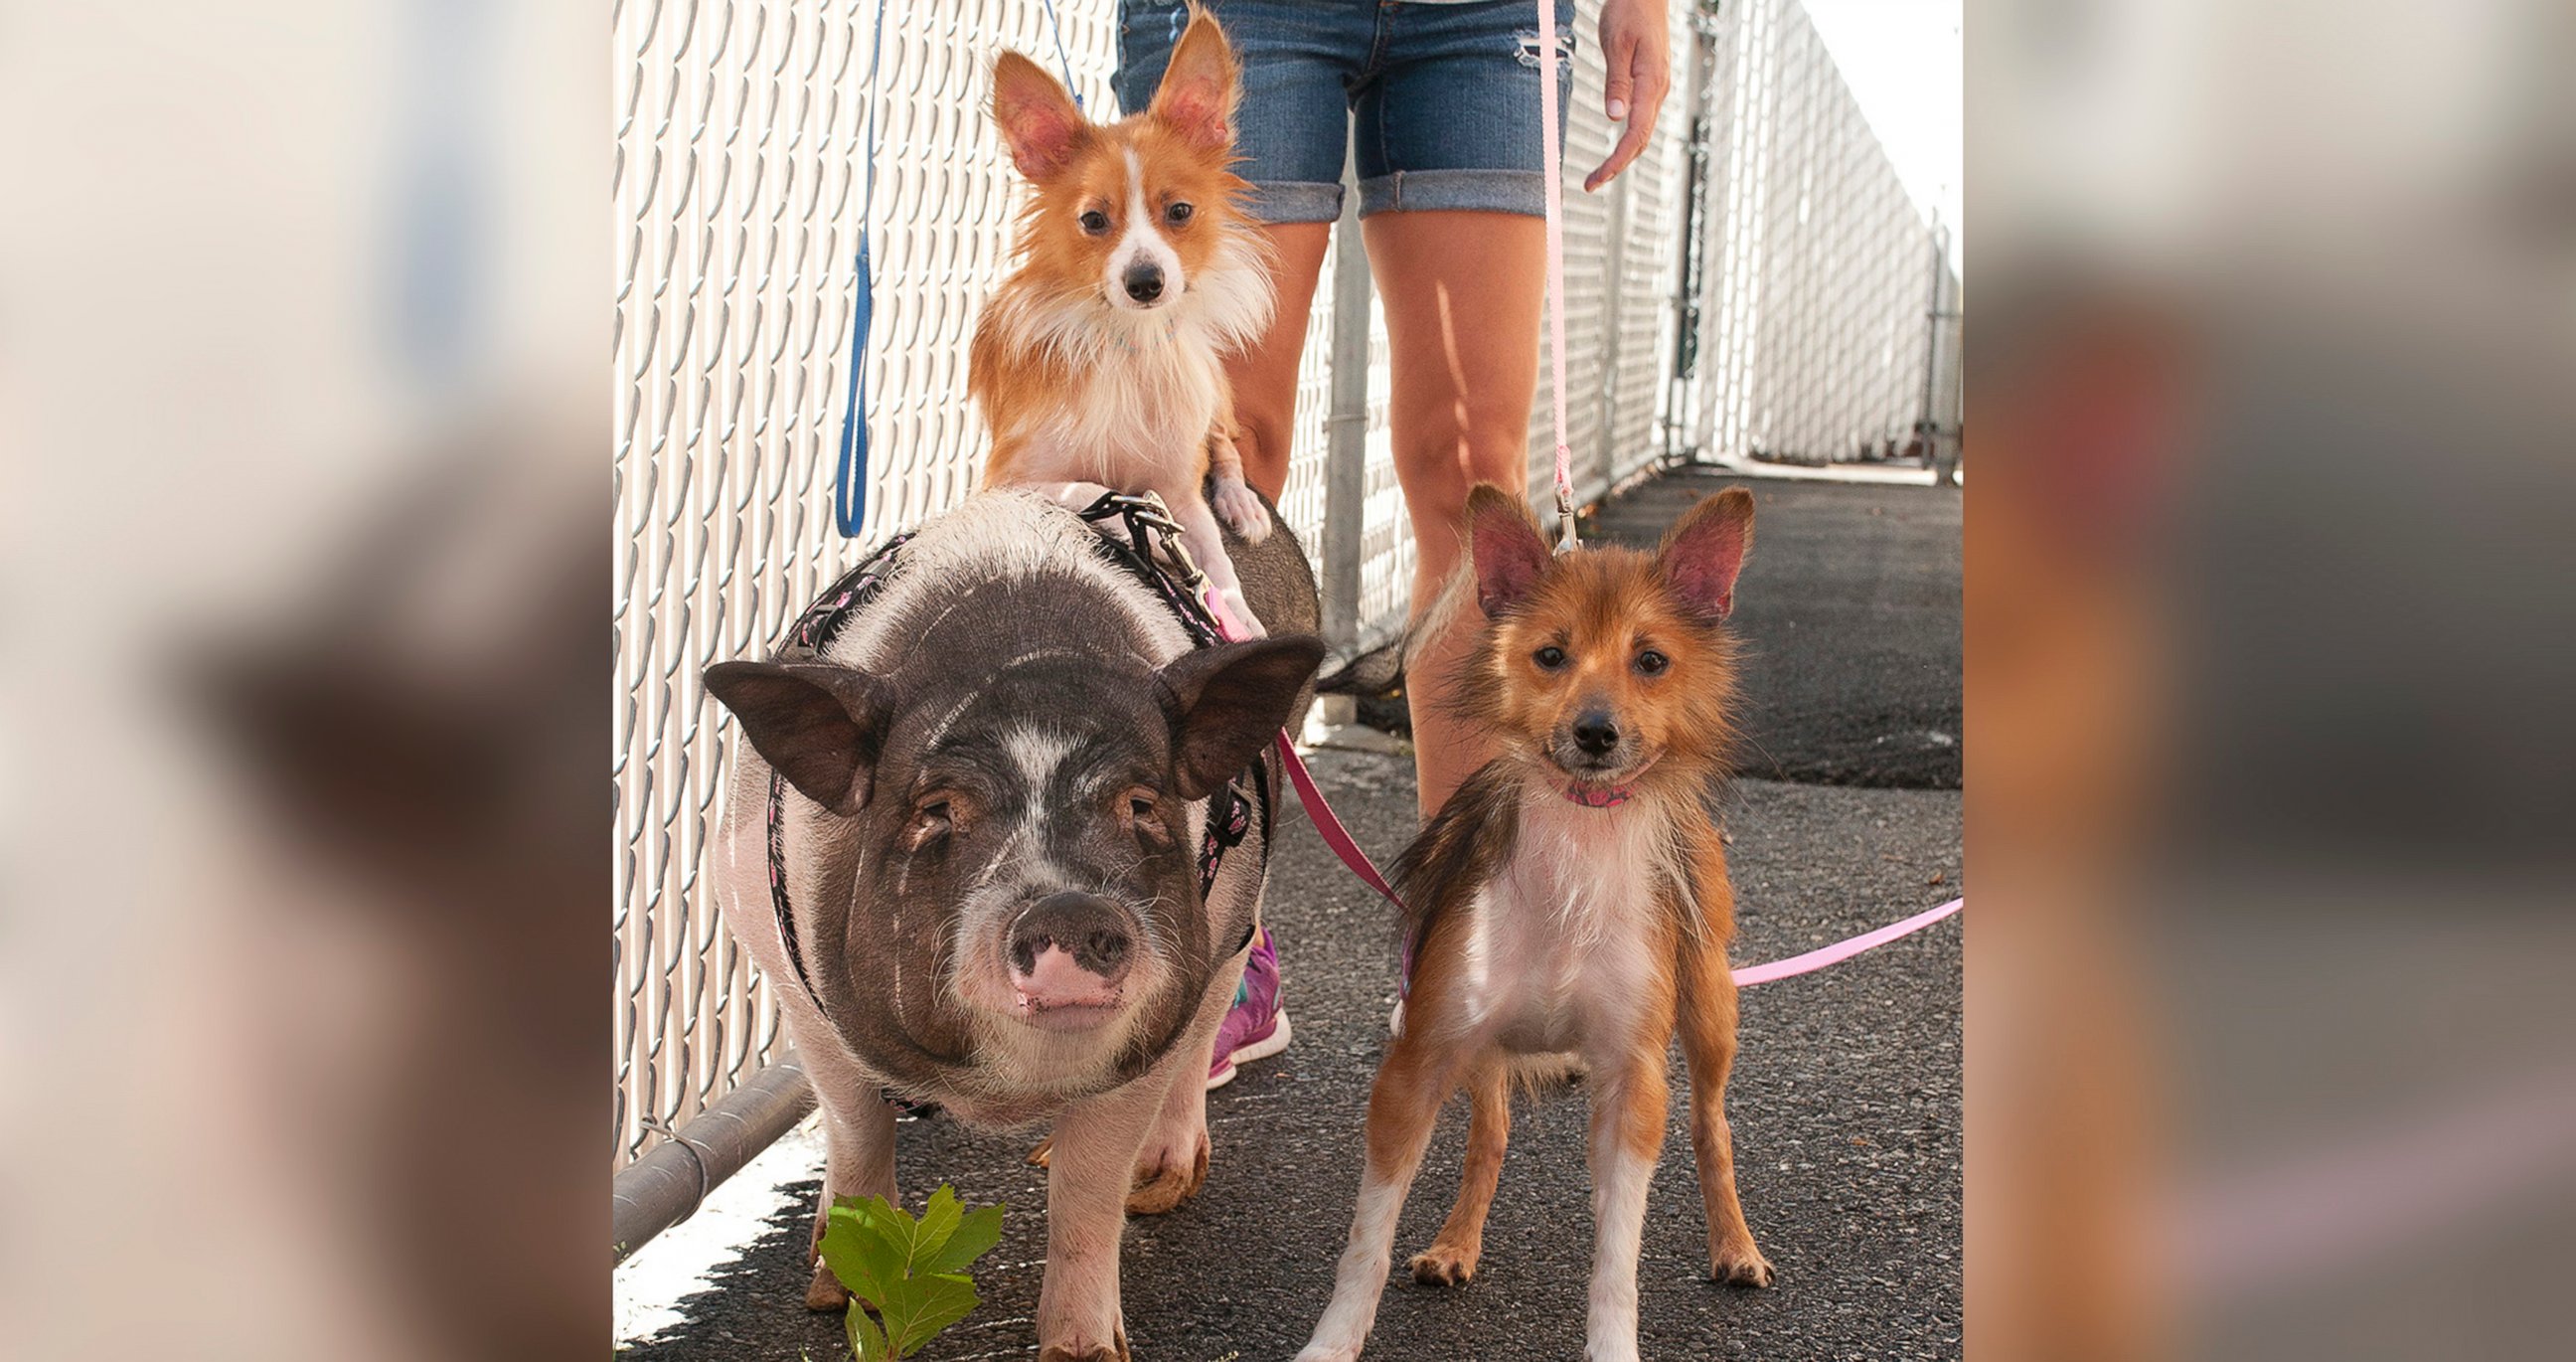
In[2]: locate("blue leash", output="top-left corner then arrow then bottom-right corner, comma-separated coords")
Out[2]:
834,0 -> 1085,537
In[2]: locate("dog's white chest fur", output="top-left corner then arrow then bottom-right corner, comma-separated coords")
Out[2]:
1453,790 -> 1683,1059
1023,330 -> 1220,485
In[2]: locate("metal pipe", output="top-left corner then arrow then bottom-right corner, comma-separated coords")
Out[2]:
612,1052 -> 816,1265
1321,136 -> 1372,660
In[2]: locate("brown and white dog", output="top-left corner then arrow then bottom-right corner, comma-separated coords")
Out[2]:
1297,485 -> 1773,1362
971,10 -> 1275,638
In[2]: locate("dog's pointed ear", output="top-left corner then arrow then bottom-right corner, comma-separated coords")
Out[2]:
993,51 -> 1089,179
1466,484 -> 1550,617
704,660 -> 887,816
1148,9 -> 1240,154
1153,634 -> 1325,801
1658,487 -> 1754,619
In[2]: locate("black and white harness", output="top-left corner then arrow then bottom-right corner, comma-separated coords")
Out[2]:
757,493 -> 1271,1008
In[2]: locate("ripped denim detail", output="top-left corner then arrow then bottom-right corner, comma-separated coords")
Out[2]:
1514,29 -> 1578,71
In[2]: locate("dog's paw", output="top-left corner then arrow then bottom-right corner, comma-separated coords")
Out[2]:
1408,1242 -> 1480,1286
1711,1241 -> 1775,1288
1038,1326 -> 1130,1362
1209,475 -> 1271,545
1208,588 -> 1266,640
804,1260 -> 852,1311
1126,1126 -> 1209,1215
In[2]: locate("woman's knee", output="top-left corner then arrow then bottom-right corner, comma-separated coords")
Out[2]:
1401,438 -> 1528,518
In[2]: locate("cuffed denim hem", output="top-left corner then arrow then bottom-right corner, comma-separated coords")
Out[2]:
1357,169 -> 1547,220
1246,179 -> 1347,226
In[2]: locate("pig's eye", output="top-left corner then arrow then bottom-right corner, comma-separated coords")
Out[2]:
1078,208 -> 1110,235
1635,649 -> 1669,676
1122,787 -> 1166,840
906,797 -> 953,849
1533,645 -> 1568,671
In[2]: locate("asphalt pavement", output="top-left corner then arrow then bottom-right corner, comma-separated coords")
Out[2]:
617,469 -> 1963,1360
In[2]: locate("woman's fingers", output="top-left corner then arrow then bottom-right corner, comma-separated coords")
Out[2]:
1603,28 -> 1639,123
1587,4 -> 1671,191
1586,69 -> 1666,191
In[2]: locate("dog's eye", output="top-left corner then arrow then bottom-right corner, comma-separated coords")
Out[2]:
1165,201 -> 1194,225
1078,209 -> 1110,235
1635,649 -> 1670,676
1533,645 -> 1568,671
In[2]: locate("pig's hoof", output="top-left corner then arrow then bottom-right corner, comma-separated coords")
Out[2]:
805,1260 -> 852,1311
1712,1241 -> 1775,1288
1038,1325 -> 1130,1362
1027,1136 -> 1052,1168
1409,1241 -> 1480,1285
1125,1135 -> 1208,1215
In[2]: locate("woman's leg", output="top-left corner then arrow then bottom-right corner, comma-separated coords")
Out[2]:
1227,222 -> 1333,501
1363,209 -> 1546,817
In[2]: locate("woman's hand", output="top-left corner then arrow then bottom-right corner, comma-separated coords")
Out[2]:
1586,0 -> 1672,192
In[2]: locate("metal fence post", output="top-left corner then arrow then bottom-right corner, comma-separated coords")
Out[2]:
1321,149 -> 1370,663
1594,156 -> 1637,492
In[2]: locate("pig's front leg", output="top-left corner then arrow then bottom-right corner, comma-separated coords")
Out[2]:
1126,931 -> 1252,1214
798,1035 -> 900,1310
1036,1070 -> 1168,1361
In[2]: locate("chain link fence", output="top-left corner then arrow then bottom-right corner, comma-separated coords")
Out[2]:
614,0 -> 1953,1178
1675,0 -> 1962,467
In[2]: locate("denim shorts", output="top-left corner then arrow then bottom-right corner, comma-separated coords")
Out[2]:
1115,0 -> 1578,224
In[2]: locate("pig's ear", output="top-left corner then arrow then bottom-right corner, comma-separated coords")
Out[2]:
1657,486 -> 1753,619
993,51 -> 1088,179
704,660 -> 887,816
1465,483 -> 1549,617
1153,634 -> 1326,800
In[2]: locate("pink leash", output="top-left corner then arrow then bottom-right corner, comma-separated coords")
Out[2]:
1729,897 -> 1963,986
1537,0 -> 1578,549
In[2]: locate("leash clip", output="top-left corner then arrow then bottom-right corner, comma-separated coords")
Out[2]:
1075,490 -> 1213,597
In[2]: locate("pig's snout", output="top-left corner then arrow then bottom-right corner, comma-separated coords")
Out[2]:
1006,893 -> 1135,1029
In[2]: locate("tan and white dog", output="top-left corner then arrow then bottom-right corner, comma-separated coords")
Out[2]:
971,9 -> 1275,637
1298,486 -> 1773,1362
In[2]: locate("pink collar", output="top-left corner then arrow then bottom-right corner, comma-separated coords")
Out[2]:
1555,756 -> 1657,808
1559,779 -> 1638,808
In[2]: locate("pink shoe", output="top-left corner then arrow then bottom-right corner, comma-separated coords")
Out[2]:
1207,927 -> 1290,1090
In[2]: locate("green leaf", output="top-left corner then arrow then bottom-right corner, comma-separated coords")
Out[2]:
906,1185 -> 962,1273
844,1301 -> 889,1362
879,1272 -> 980,1358
818,1201 -> 903,1308
917,1203 -> 1004,1277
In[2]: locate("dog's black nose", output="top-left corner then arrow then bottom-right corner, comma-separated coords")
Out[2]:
1122,262 -> 1166,303
1009,892 -> 1133,982
1571,712 -> 1622,756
